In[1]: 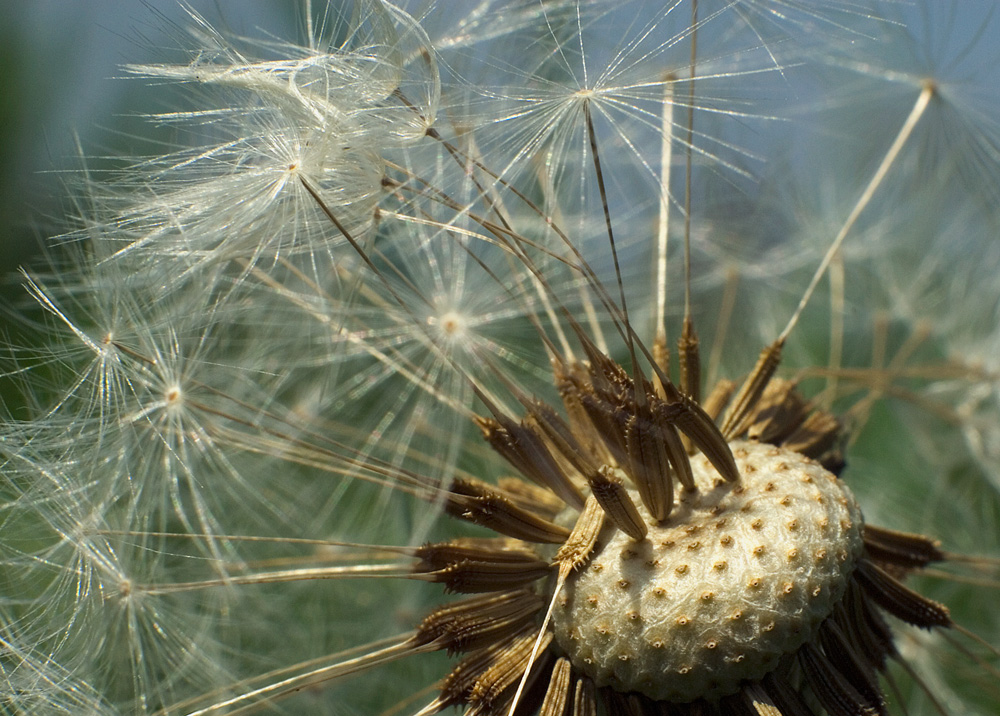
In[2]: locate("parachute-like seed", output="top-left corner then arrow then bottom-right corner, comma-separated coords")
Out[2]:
3,3 -> 998,716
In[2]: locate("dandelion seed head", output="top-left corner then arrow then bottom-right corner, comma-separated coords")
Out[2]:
4,2 -> 1000,714
552,441 -> 863,702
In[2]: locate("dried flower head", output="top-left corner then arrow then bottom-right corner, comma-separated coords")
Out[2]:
2,2 -> 999,716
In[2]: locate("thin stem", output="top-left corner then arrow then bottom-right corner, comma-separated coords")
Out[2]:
184,635 -> 428,716
819,253 -> 845,407
683,0 -> 699,321
583,100 -> 637,371
706,267 -> 739,388
506,567 -> 569,716
305,0 -> 314,51
779,82 -> 934,343
139,563 -> 412,595
656,77 -> 676,346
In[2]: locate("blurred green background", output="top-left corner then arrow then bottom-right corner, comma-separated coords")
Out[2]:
1,2 -> 302,292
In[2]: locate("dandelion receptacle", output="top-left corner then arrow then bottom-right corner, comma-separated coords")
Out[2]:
2,2 -> 999,715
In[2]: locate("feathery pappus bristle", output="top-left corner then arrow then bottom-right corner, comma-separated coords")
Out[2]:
2,2 -> 999,715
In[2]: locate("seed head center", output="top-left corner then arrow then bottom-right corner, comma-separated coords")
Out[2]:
551,440 -> 864,703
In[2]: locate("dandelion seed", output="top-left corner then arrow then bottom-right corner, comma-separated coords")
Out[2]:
2,2 -> 999,715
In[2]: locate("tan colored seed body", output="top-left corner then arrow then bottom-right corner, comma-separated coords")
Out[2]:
551,440 -> 864,702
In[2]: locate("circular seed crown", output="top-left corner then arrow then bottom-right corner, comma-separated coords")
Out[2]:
551,439 -> 864,702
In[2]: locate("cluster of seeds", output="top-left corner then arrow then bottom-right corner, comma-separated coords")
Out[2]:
399,352 -> 955,716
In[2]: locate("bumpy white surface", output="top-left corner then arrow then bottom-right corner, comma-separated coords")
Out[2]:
551,440 -> 864,702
